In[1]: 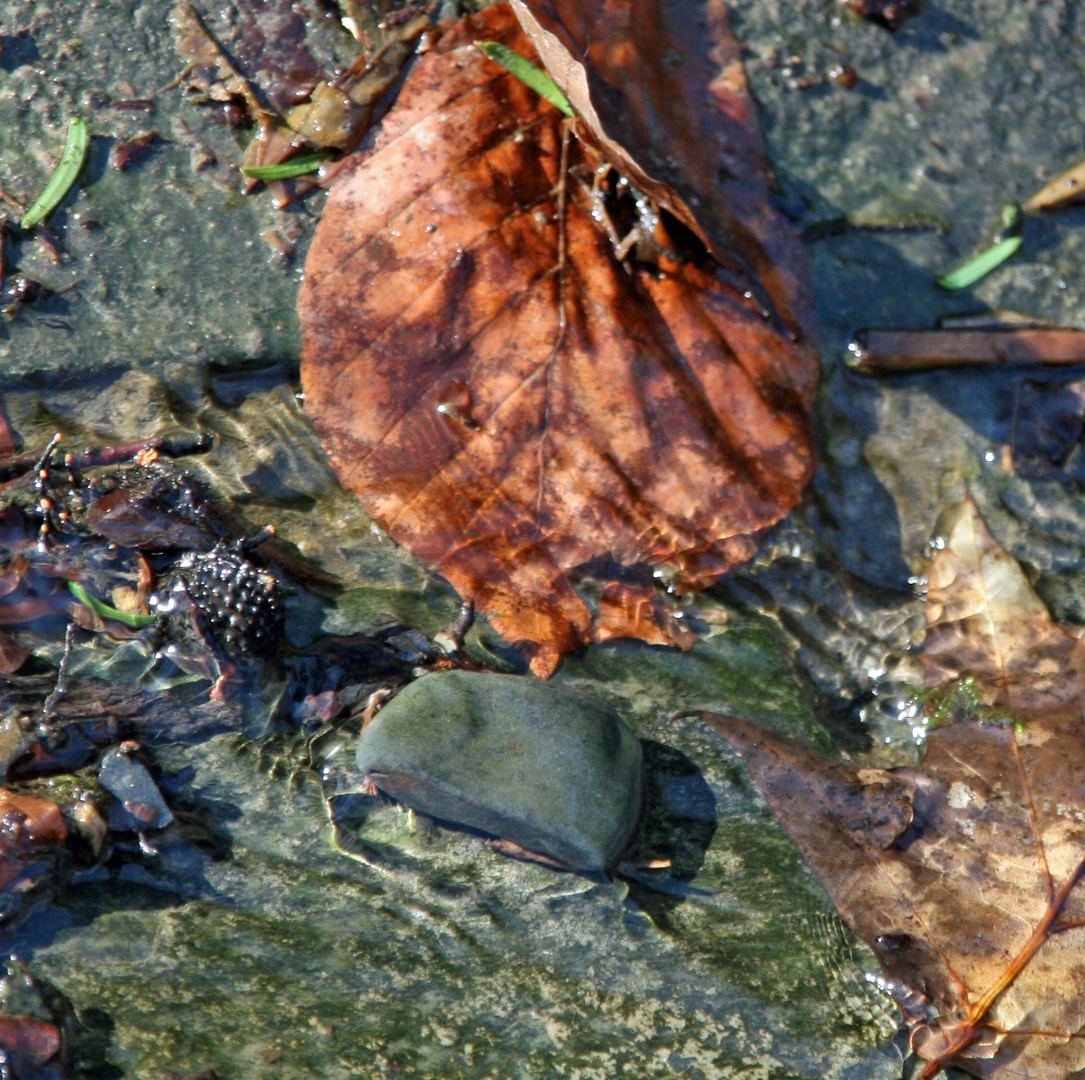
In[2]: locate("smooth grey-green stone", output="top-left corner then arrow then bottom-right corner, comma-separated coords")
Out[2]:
355,671 -> 644,871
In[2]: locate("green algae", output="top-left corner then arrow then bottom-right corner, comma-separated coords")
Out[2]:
34,717 -> 898,1080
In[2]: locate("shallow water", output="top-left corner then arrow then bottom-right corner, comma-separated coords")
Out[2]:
1,0 -> 1084,1076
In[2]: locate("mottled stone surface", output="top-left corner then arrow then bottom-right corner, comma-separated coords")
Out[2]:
356,671 -> 644,871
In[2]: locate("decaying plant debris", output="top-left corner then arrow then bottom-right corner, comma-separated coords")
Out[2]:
300,0 -> 818,677
697,497 -> 1085,1080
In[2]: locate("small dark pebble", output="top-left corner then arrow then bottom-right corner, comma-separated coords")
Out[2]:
841,0 -> 922,30
110,132 -> 162,171
2,277 -> 51,306
98,742 -> 173,832
922,163 -> 956,184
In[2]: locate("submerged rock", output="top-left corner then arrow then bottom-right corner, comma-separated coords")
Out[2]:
0,957 -> 69,1080
98,742 -> 173,833
355,671 -> 643,872
0,789 -> 70,928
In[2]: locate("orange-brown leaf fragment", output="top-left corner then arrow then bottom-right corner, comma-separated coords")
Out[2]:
299,3 -> 817,676
0,1017 -> 63,1074
0,788 -> 67,891
593,582 -> 696,650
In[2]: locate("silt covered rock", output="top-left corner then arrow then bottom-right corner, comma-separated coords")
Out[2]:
355,671 -> 643,872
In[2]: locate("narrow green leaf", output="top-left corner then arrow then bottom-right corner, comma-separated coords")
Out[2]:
68,580 -> 158,628
937,235 -> 1023,291
20,116 -> 90,230
475,41 -> 574,118
998,202 -> 1023,236
241,151 -> 335,181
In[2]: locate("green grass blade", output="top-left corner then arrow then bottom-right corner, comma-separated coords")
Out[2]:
20,116 -> 90,229
475,41 -> 574,118
68,580 -> 158,628
937,235 -> 1023,291
241,152 -> 335,181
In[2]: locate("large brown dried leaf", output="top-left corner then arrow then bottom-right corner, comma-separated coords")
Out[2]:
697,497 -> 1085,1080
300,2 -> 817,676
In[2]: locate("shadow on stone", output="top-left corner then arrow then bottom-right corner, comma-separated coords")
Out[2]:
70,1006 -> 123,1080
0,33 -> 41,72
618,740 -> 717,926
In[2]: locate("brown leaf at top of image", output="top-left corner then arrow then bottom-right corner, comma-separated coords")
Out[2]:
509,0 -> 819,344
299,1 -> 818,676
693,496 -> 1085,1080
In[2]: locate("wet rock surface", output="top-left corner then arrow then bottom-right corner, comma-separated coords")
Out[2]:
355,670 -> 644,872
0,957 -> 70,1080
0,0 -> 1083,1077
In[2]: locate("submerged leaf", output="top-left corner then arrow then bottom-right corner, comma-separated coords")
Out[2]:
1010,378 -> 1085,480
699,497 -> 1085,1080
240,11 -> 429,198
922,495 -> 1085,722
300,2 -> 817,676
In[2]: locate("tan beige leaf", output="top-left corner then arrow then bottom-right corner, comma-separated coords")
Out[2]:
696,497 -> 1085,1079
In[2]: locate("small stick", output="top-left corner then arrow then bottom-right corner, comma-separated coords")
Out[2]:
435,599 -> 475,656
0,432 -> 211,484
42,622 -> 76,723
847,328 -> 1085,374
238,524 -> 276,551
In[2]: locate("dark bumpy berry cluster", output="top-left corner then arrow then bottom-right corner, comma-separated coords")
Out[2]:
152,543 -> 285,660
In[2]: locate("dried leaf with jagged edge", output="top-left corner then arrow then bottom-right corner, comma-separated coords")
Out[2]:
694,496 -> 1085,1079
300,0 -> 818,676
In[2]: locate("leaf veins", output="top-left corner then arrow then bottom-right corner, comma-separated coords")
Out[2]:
299,1 -> 818,675
696,498 -> 1085,1080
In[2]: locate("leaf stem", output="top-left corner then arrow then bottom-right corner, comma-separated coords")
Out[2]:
918,854 -> 1085,1079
